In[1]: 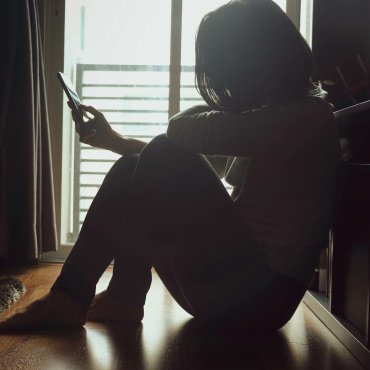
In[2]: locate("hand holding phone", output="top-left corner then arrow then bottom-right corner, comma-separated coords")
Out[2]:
57,72 -> 117,150
57,71 -> 96,140
57,72 -> 89,125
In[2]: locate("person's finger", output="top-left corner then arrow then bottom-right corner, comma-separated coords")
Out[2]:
75,122 -> 82,135
71,110 -> 78,120
71,108 -> 86,127
71,113 -> 81,129
80,105 -> 102,117
79,129 -> 96,143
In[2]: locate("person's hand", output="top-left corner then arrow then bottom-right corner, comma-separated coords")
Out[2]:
69,103 -> 115,150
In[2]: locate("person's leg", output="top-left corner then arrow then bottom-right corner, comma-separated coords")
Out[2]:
51,153 -> 151,308
0,134 -> 304,330
128,134 -> 271,319
0,153 -> 153,329
108,136 -> 305,326
212,271 -> 308,331
107,250 -> 152,307
133,135 -> 309,327
87,248 -> 153,323
258,273 -> 308,331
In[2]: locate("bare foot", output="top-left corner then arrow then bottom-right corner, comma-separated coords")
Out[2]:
87,291 -> 143,323
0,290 -> 87,331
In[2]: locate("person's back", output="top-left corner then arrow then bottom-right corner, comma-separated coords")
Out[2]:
235,97 -> 340,284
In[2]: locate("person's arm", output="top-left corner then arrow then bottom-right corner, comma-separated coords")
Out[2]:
103,131 -> 147,155
71,105 -> 146,155
173,106 -> 231,178
167,104 -> 290,157
167,98 -> 332,158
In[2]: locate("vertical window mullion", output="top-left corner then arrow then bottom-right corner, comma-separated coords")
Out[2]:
168,0 -> 183,118
300,0 -> 313,47
286,0 -> 300,29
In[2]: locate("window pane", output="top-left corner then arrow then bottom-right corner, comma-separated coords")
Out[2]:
63,0 -> 171,242
300,0 -> 313,46
274,0 -> 287,11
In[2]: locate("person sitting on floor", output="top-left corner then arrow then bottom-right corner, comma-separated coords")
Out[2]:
0,0 -> 339,331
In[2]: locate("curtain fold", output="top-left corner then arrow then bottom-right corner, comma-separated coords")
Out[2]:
0,0 -> 58,263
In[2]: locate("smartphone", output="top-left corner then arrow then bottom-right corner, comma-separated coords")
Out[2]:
57,72 -> 89,125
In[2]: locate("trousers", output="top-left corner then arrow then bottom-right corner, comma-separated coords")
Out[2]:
52,134 -> 307,330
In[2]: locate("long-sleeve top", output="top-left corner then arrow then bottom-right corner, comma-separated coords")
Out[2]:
167,97 -> 340,285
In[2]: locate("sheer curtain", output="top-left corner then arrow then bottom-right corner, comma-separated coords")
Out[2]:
0,1 -> 57,264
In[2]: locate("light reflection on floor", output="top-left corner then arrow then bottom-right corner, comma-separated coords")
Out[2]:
2,265 -> 361,370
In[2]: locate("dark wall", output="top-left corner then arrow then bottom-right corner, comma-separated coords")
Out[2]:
312,0 -> 370,108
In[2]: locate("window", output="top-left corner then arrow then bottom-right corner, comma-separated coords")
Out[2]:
300,0 -> 313,47
63,0 -> 172,242
41,0 -> 306,260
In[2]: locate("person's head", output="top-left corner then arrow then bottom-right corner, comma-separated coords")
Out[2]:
195,0 -> 314,111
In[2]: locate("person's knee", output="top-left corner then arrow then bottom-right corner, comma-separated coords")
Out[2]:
140,133 -> 202,170
139,134 -> 174,160
105,153 -> 139,182
148,133 -> 169,147
112,153 -> 139,170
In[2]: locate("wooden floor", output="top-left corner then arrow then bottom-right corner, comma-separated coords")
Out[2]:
0,264 -> 364,370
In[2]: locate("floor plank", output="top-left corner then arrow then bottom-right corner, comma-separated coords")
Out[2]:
0,264 -> 364,370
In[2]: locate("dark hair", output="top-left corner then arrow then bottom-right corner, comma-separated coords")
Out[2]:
195,0 -> 314,111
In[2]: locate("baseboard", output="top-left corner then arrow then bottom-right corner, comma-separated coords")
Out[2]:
303,291 -> 369,369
